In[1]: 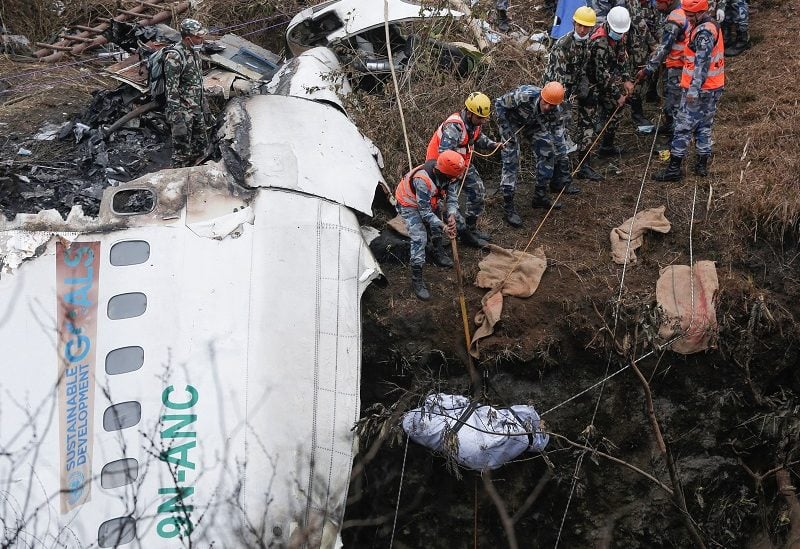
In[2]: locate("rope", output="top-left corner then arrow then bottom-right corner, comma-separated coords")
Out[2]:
389,434 -> 410,549
553,103 -> 660,549
497,102 -> 624,292
384,0 -> 413,172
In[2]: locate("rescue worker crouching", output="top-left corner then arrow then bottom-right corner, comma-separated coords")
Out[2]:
426,92 -> 502,249
494,81 -> 578,228
395,150 -> 467,301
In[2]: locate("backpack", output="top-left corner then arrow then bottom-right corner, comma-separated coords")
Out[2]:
142,43 -> 184,100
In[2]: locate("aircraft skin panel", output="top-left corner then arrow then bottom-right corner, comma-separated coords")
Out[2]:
0,183 -> 376,547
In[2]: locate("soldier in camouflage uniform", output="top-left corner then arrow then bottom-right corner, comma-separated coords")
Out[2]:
394,151 -> 465,300
589,0 -> 625,24
164,18 -> 210,167
544,6 -> 603,181
426,92 -> 501,248
636,0 -> 690,137
654,0 -> 724,181
718,0 -> 750,55
626,0 -> 658,129
585,6 -> 635,158
493,82 -> 577,227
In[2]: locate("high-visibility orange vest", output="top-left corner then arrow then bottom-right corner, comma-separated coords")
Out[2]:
395,161 -> 444,210
425,112 -> 481,166
665,8 -> 689,69
681,20 -> 725,90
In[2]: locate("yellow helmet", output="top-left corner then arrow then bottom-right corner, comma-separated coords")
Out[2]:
465,92 -> 491,117
572,6 -> 597,27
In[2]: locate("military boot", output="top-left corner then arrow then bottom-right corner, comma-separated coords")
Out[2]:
629,97 -> 654,131
652,155 -> 684,182
725,30 -> 750,57
550,180 -> 581,195
497,9 -> 510,32
532,187 -> 562,210
693,155 -> 710,177
430,237 -> 453,268
598,132 -> 623,157
458,226 -> 489,248
574,149 -> 604,181
503,191 -> 523,227
411,265 -> 430,300
658,114 -> 674,137
466,215 -> 491,242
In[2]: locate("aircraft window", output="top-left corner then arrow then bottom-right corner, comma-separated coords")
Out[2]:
107,293 -> 147,320
103,401 -> 142,431
112,189 -> 155,215
101,458 -> 139,489
106,346 -> 144,375
110,240 -> 150,266
98,516 -> 136,547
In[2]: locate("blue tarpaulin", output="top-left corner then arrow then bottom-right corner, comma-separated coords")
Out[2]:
551,0 -> 589,39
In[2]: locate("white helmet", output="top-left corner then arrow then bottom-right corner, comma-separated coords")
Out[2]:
607,6 -> 631,33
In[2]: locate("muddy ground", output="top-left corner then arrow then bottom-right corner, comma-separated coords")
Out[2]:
1,0 -> 799,547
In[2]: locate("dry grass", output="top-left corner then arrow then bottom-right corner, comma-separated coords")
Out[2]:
713,2 -> 800,243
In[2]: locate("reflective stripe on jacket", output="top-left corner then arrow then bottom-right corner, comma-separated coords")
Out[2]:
425,112 -> 481,165
395,161 -> 443,210
665,8 -> 689,69
681,21 -> 725,90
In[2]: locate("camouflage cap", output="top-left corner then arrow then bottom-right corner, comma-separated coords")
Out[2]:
180,18 -> 207,37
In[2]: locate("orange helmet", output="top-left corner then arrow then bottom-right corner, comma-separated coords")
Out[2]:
436,150 -> 467,178
541,81 -> 565,106
681,0 -> 708,12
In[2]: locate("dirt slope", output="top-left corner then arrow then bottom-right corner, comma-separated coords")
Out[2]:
347,1 -> 800,547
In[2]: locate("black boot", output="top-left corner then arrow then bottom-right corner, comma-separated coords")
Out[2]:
411,265 -> 430,300
458,226 -> 489,248
725,30 -> 750,57
503,191 -> 523,227
657,114 -> 674,137
574,150 -> 604,181
652,155 -> 684,182
629,97 -> 654,132
598,132 -> 623,157
466,215 -> 491,242
430,236 -> 453,267
532,187 -> 562,210
693,155 -> 710,177
497,9 -> 510,32
550,180 -> 581,194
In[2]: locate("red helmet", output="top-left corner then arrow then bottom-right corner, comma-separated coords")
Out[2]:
541,81 -> 565,106
436,150 -> 466,178
681,0 -> 709,12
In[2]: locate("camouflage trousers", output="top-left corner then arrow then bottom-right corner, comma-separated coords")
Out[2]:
459,164 -> 486,220
497,114 -> 571,193
663,67 -> 683,122
670,88 -> 723,157
397,204 -> 443,267
171,111 -> 208,167
565,98 -> 596,152
725,0 -> 749,31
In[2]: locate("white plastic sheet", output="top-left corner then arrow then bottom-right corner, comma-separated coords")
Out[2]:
402,393 -> 549,471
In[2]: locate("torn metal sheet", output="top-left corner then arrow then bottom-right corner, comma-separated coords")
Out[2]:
286,0 -> 464,56
238,94 -> 385,215
204,69 -> 240,99
0,58 -> 383,547
208,33 -> 282,81
265,46 -> 350,108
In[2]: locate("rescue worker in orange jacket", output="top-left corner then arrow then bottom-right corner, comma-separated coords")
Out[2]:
636,0 -> 690,137
653,0 -> 724,181
395,150 -> 466,300
426,92 -> 501,248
